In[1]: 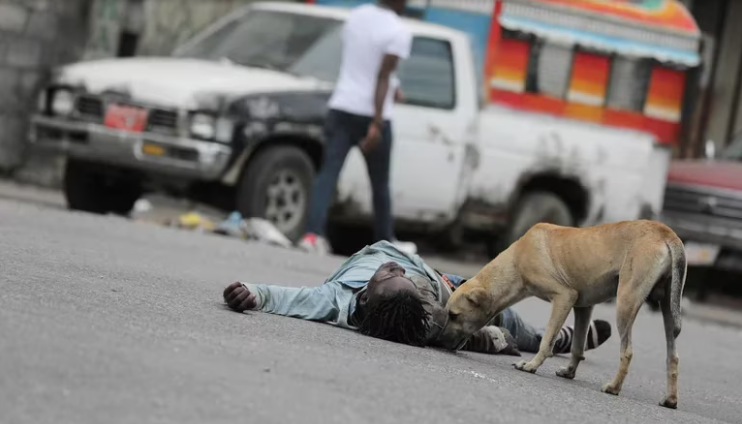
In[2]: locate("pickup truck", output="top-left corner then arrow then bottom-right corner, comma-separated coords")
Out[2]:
661,133 -> 742,279
29,1 -> 669,255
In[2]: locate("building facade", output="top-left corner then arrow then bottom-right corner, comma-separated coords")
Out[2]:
682,0 -> 742,157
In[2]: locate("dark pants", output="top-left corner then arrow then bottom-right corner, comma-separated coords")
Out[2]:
305,108 -> 394,242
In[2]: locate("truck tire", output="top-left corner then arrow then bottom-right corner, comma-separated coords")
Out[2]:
488,191 -> 574,258
64,159 -> 142,216
236,146 -> 315,243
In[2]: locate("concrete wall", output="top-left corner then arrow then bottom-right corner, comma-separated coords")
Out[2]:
84,0 -> 262,60
0,0 -> 91,177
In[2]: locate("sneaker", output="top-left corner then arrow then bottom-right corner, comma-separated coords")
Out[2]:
297,233 -> 332,255
552,319 -> 612,354
392,239 -> 418,256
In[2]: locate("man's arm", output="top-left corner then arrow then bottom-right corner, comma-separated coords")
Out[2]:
373,54 -> 400,124
361,28 -> 412,152
360,54 -> 399,153
223,281 -> 343,323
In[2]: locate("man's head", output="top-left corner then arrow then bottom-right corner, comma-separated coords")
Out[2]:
358,261 -> 430,346
380,0 -> 407,14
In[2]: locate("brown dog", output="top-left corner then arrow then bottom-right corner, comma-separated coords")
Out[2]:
437,220 -> 686,409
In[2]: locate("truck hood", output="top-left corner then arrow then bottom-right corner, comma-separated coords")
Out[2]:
56,57 -> 332,109
667,159 -> 742,191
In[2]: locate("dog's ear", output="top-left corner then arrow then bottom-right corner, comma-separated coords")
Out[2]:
464,287 -> 490,309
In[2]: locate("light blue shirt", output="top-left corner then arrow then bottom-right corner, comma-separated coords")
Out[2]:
242,241 -> 446,329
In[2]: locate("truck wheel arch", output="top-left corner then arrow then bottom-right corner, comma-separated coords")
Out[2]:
242,134 -> 323,178
512,173 -> 590,226
222,134 -> 324,187
486,173 -> 591,258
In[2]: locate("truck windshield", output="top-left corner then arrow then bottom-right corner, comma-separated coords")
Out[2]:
175,9 -> 343,81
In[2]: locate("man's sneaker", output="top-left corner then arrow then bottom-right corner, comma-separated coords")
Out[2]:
393,239 -> 418,256
298,233 -> 332,255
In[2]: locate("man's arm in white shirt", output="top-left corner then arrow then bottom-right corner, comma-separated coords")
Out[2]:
372,29 -> 412,124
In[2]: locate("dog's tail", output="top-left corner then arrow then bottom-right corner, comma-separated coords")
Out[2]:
665,238 -> 687,339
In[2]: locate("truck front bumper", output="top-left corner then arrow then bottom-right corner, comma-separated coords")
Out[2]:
28,115 -> 232,181
660,212 -> 742,272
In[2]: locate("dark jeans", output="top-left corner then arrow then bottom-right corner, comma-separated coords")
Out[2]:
305,108 -> 394,242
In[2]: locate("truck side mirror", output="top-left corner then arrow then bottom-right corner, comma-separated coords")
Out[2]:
705,139 -> 716,159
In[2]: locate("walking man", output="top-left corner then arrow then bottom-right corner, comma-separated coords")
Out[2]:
298,0 -> 416,255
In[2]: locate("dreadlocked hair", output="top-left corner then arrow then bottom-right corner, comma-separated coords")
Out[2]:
358,291 -> 431,347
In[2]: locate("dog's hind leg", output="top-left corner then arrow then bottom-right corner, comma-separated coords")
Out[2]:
658,291 -> 679,409
601,257 -> 665,396
658,239 -> 686,409
514,289 -> 577,374
556,305 -> 594,379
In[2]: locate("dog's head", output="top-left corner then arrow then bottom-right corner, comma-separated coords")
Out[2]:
437,279 -> 494,351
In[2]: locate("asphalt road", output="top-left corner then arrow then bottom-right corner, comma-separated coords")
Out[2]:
1,198 -> 740,424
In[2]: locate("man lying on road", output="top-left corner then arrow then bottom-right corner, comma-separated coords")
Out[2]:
223,241 -> 611,355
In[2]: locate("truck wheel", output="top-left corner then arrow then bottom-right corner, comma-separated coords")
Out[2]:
487,191 -> 574,258
63,159 -> 141,216
106,182 -> 143,216
236,146 -> 315,243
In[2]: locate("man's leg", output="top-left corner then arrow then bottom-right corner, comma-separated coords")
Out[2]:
362,119 -> 394,242
497,307 -> 544,353
303,110 -> 356,246
497,308 -> 612,354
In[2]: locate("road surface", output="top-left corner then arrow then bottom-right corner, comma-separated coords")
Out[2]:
1,198 -> 739,424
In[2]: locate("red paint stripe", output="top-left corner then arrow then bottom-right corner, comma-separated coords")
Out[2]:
483,1 -> 504,103
490,88 -> 680,145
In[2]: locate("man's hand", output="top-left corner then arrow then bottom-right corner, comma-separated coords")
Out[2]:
394,87 -> 404,103
359,121 -> 382,153
223,281 -> 258,312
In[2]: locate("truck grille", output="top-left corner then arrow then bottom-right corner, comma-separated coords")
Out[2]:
72,94 -> 179,132
76,95 -> 104,120
663,183 -> 742,220
147,109 -> 179,133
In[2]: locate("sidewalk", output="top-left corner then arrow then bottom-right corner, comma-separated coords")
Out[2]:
1,178 -> 741,329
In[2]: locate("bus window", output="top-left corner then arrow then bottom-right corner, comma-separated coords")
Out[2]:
526,40 -> 572,100
606,57 -> 651,113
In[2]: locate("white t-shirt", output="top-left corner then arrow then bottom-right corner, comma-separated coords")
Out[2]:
327,4 -> 413,120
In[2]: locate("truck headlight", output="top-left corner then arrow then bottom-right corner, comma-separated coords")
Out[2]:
51,89 -> 75,116
190,113 -> 215,139
190,113 -> 233,142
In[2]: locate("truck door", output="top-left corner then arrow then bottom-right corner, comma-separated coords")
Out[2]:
390,35 -> 476,220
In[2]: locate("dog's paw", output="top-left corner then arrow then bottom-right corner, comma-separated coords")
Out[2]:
601,382 -> 620,396
513,360 -> 538,374
556,366 -> 576,379
659,397 -> 678,409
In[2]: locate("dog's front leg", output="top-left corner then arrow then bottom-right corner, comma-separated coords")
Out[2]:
514,290 -> 578,374
556,305 -> 594,379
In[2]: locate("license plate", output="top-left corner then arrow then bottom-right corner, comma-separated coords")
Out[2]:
104,104 -> 148,132
684,242 -> 720,266
141,142 -> 165,156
